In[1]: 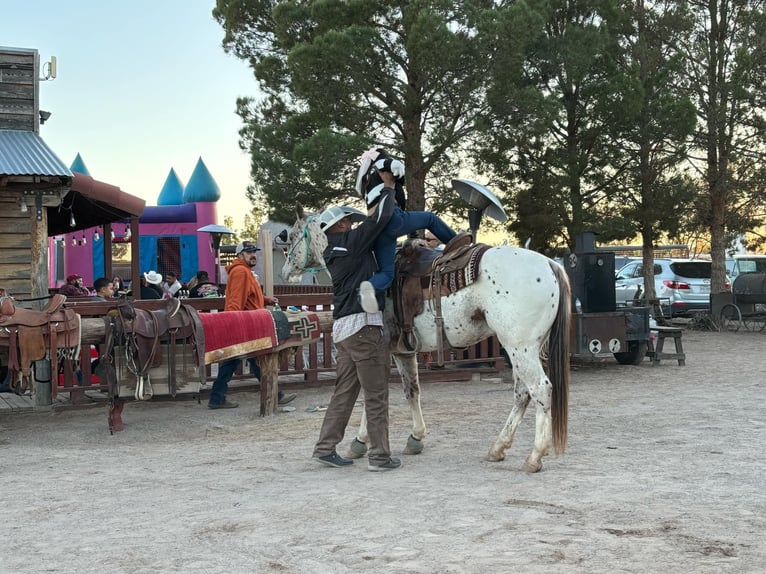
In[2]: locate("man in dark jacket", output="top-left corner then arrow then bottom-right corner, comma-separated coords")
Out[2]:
59,274 -> 90,298
312,169 -> 401,472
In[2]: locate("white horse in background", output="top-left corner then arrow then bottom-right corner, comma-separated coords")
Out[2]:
281,207 -> 571,472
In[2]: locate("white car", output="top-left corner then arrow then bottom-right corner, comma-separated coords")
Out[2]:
615,259 -> 721,317
725,254 -> 766,282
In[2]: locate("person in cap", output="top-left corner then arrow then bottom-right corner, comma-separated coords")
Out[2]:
59,274 -> 91,298
355,146 -> 458,313
140,270 -> 163,299
312,168 -> 401,471
208,240 -> 296,409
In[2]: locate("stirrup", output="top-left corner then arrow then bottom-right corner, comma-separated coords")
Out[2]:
395,331 -> 419,354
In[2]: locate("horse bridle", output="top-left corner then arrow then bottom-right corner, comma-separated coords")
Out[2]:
285,215 -> 326,274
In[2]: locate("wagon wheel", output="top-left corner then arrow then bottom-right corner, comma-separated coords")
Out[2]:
614,341 -> 648,365
742,314 -> 766,332
719,303 -> 742,332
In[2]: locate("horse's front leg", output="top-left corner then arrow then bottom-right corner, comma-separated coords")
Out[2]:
346,407 -> 370,459
393,352 -> 426,454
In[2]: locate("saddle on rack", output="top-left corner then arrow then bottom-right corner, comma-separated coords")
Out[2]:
392,232 -> 489,354
0,294 -> 81,397
113,299 -> 206,399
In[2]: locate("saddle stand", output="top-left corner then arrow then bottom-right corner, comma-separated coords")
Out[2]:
392,233 -> 489,366
112,299 -> 206,401
0,294 -> 81,398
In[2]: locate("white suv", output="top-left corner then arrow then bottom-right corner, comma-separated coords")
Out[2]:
615,259 -> 721,317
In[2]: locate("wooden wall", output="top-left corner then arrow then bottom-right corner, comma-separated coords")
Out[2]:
0,47 -> 38,132
0,190 -> 34,299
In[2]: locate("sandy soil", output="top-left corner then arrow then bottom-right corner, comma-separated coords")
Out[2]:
1,329 -> 764,573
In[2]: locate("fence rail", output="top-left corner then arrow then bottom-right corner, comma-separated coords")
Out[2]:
56,287 -> 505,401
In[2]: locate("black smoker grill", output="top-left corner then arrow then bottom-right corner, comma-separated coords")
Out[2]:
566,233 -> 650,364
719,272 -> 766,331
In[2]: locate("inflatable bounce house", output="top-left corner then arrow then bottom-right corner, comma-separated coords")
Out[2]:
53,155 -> 221,288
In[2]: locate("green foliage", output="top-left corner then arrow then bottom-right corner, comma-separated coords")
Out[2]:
214,0 -> 491,221
215,0 -> 766,259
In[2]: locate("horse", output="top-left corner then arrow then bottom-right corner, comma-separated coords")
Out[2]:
281,206 -> 571,472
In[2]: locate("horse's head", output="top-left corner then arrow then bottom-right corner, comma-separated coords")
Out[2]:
280,205 -> 328,283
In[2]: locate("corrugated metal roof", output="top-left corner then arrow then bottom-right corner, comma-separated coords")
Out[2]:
0,129 -> 73,177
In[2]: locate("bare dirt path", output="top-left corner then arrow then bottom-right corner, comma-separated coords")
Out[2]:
1,329 -> 764,573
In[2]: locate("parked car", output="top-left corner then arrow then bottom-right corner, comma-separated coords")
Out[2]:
725,254 -> 766,281
615,258 -> 724,317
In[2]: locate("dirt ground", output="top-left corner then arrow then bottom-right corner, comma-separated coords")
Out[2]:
1,328 -> 764,574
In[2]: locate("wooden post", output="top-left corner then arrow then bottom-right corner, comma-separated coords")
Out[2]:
260,229 -> 274,299
129,216 -> 140,291
103,222 -> 113,279
30,200 -> 53,406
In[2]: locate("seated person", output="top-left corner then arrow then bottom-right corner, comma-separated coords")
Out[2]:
189,270 -> 219,298
59,274 -> 91,297
140,271 -> 164,299
112,275 -> 127,295
355,147 -> 456,312
91,277 -> 115,301
162,271 -> 182,298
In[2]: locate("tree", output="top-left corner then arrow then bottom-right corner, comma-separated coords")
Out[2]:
221,215 -> 239,246
214,0 -> 492,222
610,0 -> 697,300
478,0 -> 634,252
679,0 -> 766,292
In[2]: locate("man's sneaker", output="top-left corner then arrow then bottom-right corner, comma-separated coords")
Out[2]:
208,400 -> 239,409
315,452 -> 354,468
368,457 -> 402,472
359,280 -> 379,313
278,393 -> 297,405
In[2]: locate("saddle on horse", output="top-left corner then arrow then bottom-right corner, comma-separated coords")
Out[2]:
108,299 -> 206,400
392,232 -> 489,358
0,294 -> 81,397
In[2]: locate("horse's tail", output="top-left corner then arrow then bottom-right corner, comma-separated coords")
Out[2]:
548,261 -> 571,454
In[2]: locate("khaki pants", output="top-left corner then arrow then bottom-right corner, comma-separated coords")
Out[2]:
313,325 -> 391,464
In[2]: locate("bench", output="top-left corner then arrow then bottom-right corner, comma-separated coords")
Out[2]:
647,326 -> 685,366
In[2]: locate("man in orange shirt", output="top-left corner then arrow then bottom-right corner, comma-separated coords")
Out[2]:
208,241 -> 297,409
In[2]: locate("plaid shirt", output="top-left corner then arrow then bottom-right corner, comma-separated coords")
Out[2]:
333,311 -> 384,343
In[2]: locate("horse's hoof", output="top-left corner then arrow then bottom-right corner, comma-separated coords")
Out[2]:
522,459 -> 543,473
486,450 -> 505,462
346,438 -> 367,459
404,434 -> 424,455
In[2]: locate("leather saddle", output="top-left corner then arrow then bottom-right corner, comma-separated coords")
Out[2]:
392,232 -> 489,356
112,299 -> 206,399
0,294 -> 81,397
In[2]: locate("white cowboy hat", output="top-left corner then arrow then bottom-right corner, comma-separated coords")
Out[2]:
319,205 -> 366,232
143,270 -> 163,285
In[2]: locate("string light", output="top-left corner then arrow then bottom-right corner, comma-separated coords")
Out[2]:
124,225 -> 132,241
71,236 -> 77,246
69,212 -> 76,227
93,228 -> 100,242
81,232 -> 87,245
110,230 -> 115,240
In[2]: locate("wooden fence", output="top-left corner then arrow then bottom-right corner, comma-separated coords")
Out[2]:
56,286 -> 505,402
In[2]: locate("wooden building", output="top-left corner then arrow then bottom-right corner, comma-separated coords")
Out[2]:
0,46 -> 145,302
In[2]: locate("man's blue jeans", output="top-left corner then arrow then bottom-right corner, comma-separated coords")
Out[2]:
209,358 -> 286,405
371,207 -> 455,292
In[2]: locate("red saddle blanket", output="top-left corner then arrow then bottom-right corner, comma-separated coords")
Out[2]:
199,309 -> 278,364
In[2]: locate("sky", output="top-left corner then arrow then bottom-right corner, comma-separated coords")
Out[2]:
2,0 -> 258,227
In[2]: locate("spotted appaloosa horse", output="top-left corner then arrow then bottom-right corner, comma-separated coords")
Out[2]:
281,206 -> 570,472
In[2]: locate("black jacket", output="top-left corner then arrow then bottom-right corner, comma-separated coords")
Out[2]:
325,189 -> 394,319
